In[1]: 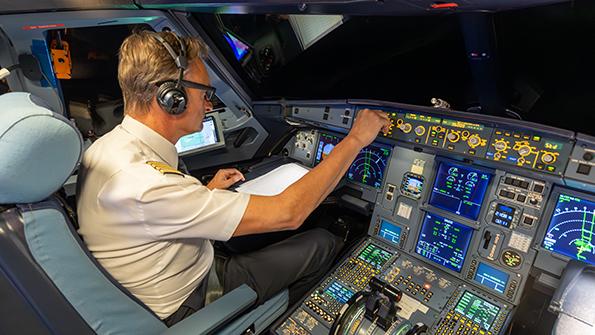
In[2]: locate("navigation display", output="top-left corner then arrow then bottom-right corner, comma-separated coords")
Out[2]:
416,212 -> 474,272
455,291 -> 501,331
429,162 -> 492,220
357,243 -> 393,269
474,262 -> 509,294
315,132 -> 391,189
324,281 -> 354,304
543,193 -> 595,265
175,115 -> 224,155
378,219 -> 402,245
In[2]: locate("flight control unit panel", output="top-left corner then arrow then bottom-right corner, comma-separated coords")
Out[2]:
272,100 -> 595,335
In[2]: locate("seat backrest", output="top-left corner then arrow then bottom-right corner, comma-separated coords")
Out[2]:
0,92 -> 166,335
549,260 -> 595,335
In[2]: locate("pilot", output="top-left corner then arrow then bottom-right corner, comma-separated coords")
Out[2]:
76,30 -> 390,325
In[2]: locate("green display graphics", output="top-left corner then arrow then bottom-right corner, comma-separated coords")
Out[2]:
455,291 -> 501,331
314,132 -> 391,189
543,193 -> 595,265
357,243 -> 393,269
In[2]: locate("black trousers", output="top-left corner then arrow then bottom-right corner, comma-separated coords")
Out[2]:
164,228 -> 343,326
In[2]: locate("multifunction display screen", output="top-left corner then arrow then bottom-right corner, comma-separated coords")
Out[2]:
378,219 -> 402,245
315,132 -> 391,189
357,243 -> 393,269
474,262 -> 509,294
455,291 -> 501,331
175,115 -> 222,155
492,203 -> 515,228
429,162 -> 492,220
324,281 -> 355,304
543,193 -> 595,265
416,212 -> 474,272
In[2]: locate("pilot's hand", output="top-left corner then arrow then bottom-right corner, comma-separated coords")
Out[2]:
347,109 -> 391,148
207,168 -> 245,190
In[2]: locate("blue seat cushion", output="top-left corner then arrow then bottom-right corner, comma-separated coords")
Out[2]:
22,199 -> 166,335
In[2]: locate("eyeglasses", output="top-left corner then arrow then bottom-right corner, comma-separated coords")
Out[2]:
156,80 -> 217,101
180,80 -> 217,101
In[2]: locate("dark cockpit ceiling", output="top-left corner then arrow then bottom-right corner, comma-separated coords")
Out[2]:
0,0 -> 571,16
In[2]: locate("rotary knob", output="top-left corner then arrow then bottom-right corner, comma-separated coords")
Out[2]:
400,123 -> 412,133
447,131 -> 460,143
494,140 -> 508,152
468,135 -> 481,148
541,152 -> 556,164
414,125 -> 426,136
517,145 -> 532,157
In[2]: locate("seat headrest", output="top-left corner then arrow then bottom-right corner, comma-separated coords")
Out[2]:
0,92 -> 83,204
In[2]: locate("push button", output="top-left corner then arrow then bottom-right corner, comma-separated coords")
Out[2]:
577,163 -> 591,175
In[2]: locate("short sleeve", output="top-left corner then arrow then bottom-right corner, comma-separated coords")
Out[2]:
101,166 -> 250,241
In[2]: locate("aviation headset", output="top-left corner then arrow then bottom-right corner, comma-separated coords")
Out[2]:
153,33 -> 188,115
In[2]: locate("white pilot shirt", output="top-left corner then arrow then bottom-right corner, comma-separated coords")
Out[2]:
77,115 -> 250,319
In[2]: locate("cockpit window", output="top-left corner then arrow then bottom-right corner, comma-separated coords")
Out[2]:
194,13 -> 471,106
195,2 -> 595,135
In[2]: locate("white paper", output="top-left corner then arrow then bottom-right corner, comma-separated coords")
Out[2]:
397,293 -> 430,319
236,163 -> 310,196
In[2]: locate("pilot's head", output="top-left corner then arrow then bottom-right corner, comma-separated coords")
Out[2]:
118,30 -> 213,137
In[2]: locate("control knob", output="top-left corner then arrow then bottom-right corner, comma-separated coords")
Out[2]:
517,145 -> 532,157
447,131 -> 460,143
541,152 -> 556,164
494,140 -> 508,152
400,123 -> 413,133
467,135 -> 481,148
414,125 -> 426,136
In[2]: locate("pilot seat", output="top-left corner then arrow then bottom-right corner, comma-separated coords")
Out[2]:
0,92 -> 287,335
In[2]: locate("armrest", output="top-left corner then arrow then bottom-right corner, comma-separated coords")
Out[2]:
162,284 -> 257,335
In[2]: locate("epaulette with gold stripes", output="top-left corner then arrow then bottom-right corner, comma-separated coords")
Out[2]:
146,161 -> 185,177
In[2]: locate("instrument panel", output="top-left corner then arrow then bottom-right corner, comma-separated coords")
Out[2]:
274,100 -> 594,335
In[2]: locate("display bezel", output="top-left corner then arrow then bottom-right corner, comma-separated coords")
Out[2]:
314,131 -> 393,190
473,262 -> 510,295
538,186 -> 595,266
377,218 -> 404,246
454,290 -> 501,331
426,158 -> 494,222
175,112 -> 226,156
415,211 -> 475,273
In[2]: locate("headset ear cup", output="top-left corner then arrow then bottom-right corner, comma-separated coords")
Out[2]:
157,81 -> 187,115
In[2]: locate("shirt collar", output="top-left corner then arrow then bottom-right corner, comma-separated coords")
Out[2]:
121,115 -> 179,169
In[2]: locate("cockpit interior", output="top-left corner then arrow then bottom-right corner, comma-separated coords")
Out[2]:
1,1 -> 594,334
